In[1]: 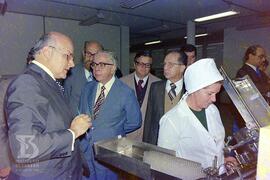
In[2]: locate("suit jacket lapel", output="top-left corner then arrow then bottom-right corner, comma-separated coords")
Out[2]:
88,82 -> 98,116
94,79 -> 119,119
28,64 -> 61,94
160,81 -> 166,114
27,64 -> 73,120
79,63 -> 88,83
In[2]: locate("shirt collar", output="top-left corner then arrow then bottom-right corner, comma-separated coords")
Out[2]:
246,63 -> 257,72
32,60 -> 56,81
98,76 -> 115,93
84,68 -> 93,81
166,78 -> 183,95
134,72 -> 149,87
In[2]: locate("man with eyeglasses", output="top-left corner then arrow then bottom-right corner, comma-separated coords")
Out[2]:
236,45 -> 270,101
79,51 -> 141,180
121,51 -> 160,142
5,32 -> 91,179
64,40 -> 103,116
143,51 -> 187,145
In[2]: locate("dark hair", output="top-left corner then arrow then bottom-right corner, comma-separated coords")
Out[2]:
180,44 -> 197,56
243,45 -> 263,62
134,51 -> 152,62
165,50 -> 188,66
26,47 -> 35,64
84,41 -> 104,51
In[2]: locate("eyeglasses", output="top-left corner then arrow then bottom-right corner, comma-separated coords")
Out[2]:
162,62 -> 184,68
49,46 -> 73,62
256,54 -> 266,60
135,61 -> 152,68
85,51 -> 96,56
90,62 -> 114,69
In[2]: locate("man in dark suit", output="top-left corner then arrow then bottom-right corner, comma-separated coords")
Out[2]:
143,51 -> 187,145
5,32 -> 91,179
236,45 -> 270,100
121,51 -> 160,141
79,51 -> 142,180
0,76 -> 16,180
180,44 -> 197,66
64,41 -> 103,116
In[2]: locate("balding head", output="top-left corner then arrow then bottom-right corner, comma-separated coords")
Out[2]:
83,41 -> 104,70
32,31 -> 74,79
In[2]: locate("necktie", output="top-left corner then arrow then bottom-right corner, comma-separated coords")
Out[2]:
93,86 -> 106,119
256,68 -> 261,78
56,80 -> 64,93
168,83 -> 176,101
138,79 -> 144,92
87,73 -> 93,82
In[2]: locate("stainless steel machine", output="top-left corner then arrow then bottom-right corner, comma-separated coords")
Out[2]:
217,67 -> 270,179
94,137 -> 205,179
93,68 -> 269,180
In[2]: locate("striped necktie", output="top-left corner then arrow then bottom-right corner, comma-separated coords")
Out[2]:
93,86 -> 106,119
168,83 -> 176,101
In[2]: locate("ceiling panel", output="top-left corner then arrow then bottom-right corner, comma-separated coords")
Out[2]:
5,0 -> 270,46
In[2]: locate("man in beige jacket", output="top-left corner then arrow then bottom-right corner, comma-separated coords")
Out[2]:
121,51 -> 160,141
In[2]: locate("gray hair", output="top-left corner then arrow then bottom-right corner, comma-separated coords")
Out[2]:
32,33 -> 55,56
95,50 -> 118,66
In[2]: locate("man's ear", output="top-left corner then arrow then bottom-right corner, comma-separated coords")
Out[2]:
133,61 -> 137,68
42,46 -> 53,60
112,65 -> 117,74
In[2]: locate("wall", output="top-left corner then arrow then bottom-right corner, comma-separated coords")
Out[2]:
223,27 -> 270,77
0,13 -> 43,75
0,12 -> 129,75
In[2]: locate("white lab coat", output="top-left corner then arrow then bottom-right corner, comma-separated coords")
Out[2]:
158,96 -> 225,172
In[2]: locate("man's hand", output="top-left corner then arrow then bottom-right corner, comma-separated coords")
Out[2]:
70,114 -> 91,138
0,167 -> 10,179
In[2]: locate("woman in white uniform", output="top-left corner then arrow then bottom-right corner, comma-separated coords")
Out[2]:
158,58 -> 234,174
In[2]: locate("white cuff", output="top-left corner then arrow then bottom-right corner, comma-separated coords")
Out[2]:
67,129 -> 75,151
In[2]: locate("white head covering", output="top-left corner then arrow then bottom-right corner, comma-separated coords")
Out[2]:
184,58 -> 223,94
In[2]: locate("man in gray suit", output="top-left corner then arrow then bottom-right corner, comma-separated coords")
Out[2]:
143,51 -> 187,145
64,41 -> 102,116
5,32 -> 91,179
79,51 -> 142,180
121,51 -> 160,141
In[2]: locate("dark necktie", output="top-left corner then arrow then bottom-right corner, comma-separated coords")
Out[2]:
138,79 -> 144,92
93,86 -> 106,119
56,80 -> 64,93
168,83 -> 177,101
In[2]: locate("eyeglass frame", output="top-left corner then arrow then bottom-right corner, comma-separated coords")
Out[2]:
135,61 -> 152,68
84,51 -> 97,57
255,54 -> 266,60
49,46 -> 74,62
90,62 -> 114,69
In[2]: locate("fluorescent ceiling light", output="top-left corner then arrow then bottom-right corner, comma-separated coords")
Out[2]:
184,33 -> 208,39
194,10 -> 239,22
144,40 -> 162,45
